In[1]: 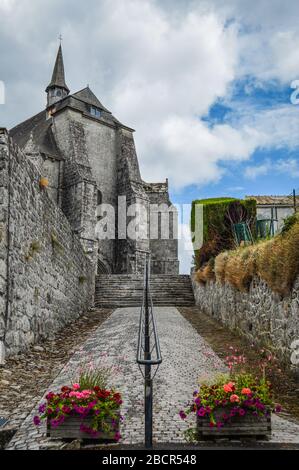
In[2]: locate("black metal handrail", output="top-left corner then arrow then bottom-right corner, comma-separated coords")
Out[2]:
136,253 -> 162,448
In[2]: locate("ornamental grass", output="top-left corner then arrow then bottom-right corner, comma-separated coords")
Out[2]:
212,217 -> 299,296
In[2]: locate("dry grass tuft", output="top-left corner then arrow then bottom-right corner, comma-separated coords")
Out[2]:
224,245 -> 260,291
214,251 -> 229,284
213,220 -> 299,296
195,260 -> 215,284
256,222 -> 299,295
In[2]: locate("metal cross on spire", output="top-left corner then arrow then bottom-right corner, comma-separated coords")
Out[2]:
58,34 -> 63,44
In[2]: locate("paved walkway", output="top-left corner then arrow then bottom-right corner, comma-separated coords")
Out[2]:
6,307 -> 299,449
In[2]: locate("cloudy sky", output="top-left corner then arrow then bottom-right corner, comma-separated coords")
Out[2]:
1,0 -> 299,272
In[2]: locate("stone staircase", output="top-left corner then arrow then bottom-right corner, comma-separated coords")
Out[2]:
95,274 -> 195,308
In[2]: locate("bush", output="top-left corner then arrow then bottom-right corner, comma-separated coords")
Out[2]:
213,218 -> 299,296
223,244 -> 261,292
191,197 -> 256,270
280,213 -> 299,235
195,258 -> 215,284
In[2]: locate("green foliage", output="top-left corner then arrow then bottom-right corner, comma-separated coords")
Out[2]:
215,216 -> 299,295
191,197 -> 256,269
34,287 -> 39,301
179,372 -> 278,434
78,275 -> 87,284
79,367 -> 111,390
51,231 -> 64,254
25,241 -> 41,261
281,212 -> 299,235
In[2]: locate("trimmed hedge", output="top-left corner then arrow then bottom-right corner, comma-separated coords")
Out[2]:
191,197 -> 256,269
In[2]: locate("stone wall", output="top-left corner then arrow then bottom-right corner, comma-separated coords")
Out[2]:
0,128 -> 94,358
53,109 -> 115,272
146,182 -> 179,274
191,274 -> 299,365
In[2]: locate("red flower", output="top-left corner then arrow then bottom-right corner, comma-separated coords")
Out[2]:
97,389 -> 112,399
46,392 -> 55,401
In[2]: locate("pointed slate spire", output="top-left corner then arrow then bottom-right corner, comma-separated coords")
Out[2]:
46,44 -> 69,93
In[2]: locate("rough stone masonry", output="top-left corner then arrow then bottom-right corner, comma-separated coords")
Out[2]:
0,129 -> 94,358
0,43 -> 179,358
191,274 -> 299,367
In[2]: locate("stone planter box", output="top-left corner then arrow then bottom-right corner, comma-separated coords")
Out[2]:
197,410 -> 271,440
47,414 -> 119,441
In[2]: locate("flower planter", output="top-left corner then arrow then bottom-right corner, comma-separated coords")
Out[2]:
34,383 -> 123,443
47,413 -> 120,441
197,409 -> 271,439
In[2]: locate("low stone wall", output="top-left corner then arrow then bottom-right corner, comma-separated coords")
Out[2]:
191,273 -> 299,366
0,129 -> 94,357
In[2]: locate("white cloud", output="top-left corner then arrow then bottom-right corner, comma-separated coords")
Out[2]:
245,159 -> 272,179
1,0 -> 299,193
0,0 -> 15,11
245,157 -> 299,180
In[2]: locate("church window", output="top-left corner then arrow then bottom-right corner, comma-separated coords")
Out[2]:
90,106 -> 101,118
56,89 -> 62,97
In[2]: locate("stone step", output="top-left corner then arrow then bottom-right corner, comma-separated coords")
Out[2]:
95,273 -> 195,307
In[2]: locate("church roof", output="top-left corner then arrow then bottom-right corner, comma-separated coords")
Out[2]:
10,111 -> 62,160
72,87 -> 110,113
46,44 -> 70,93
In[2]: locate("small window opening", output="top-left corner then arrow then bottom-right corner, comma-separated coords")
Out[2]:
90,106 -> 101,118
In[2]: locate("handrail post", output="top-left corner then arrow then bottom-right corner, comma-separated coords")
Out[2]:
144,256 -> 152,448
136,252 -> 162,450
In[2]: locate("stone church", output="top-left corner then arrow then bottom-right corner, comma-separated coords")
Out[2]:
10,45 -> 179,275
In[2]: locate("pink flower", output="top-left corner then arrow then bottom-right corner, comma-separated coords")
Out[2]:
197,407 -> 206,417
230,394 -> 240,403
72,383 -> 80,390
223,383 -> 233,393
33,416 -> 41,426
241,388 -> 251,395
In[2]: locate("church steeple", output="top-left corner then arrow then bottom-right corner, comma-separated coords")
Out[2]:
46,44 -> 70,107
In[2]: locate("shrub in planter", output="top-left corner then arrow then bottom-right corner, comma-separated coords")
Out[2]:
33,382 -> 123,441
179,373 -> 281,440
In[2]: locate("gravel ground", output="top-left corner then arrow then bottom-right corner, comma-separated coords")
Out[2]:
4,307 -> 299,450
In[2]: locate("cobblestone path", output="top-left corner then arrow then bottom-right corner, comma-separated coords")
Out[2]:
6,307 -> 299,449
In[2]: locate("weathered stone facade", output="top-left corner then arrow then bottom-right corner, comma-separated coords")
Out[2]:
9,45 -> 179,276
0,129 -> 94,357
0,45 -> 179,357
191,274 -> 299,366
